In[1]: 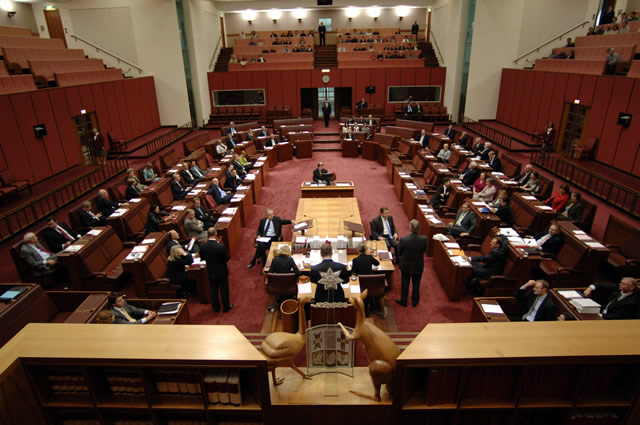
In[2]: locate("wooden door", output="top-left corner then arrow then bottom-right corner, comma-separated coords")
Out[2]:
44,9 -> 67,47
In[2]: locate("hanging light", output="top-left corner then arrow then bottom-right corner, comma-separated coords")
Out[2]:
345,6 -> 360,22
242,9 -> 257,24
367,7 -> 381,21
396,6 -> 410,20
293,8 -> 307,22
268,9 -> 281,23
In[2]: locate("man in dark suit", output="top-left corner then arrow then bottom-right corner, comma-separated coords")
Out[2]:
225,134 -> 237,150
109,291 -> 156,324
460,161 -> 480,187
247,208 -> 294,269
494,196 -> 514,227
556,192 -> 584,222
224,169 -> 241,192
356,98 -> 368,115
417,129 -> 429,148
312,162 -> 333,184
514,164 -> 533,184
469,236 -> 507,279
318,22 -> 326,46
257,126 -> 269,137
370,206 -> 399,252
322,98 -> 332,128
231,155 -> 247,179
190,160 -> 208,180
396,220 -> 428,307
411,20 -> 419,36
310,243 -> 349,303
262,135 -> 278,148
478,142 -> 492,161
583,278 -> 639,320
533,223 -> 563,253
487,150 -> 502,172
96,189 -> 120,218
207,178 -> 233,205
170,173 -> 190,201
471,138 -> 485,156
443,124 -> 456,141
192,196 -> 216,229
200,228 -> 232,312
446,202 -> 477,237
20,232 -> 59,277
166,230 -> 199,254
226,122 -> 238,136
181,161 -> 203,186
429,178 -> 451,209
457,132 -> 472,149
42,216 -> 80,253
352,243 -> 379,275
125,178 -> 141,201
513,280 -> 558,321
79,200 -> 106,228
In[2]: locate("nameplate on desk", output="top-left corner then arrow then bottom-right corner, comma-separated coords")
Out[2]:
87,229 -> 103,236
132,245 -> 148,253
217,216 -> 232,223
211,167 -> 222,171
558,290 -> 583,299
335,183 -> 351,187
129,198 -> 141,203
141,238 -> 156,244
64,245 -> 82,252
537,205 -> 553,210
522,195 -> 537,200
481,303 -> 504,314
223,207 -> 237,215
586,241 -> 605,248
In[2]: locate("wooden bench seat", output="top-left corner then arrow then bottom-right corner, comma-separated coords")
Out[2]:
0,74 -> 36,94
55,68 -> 124,87
2,46 -> 85,70
29,58 -> 104,85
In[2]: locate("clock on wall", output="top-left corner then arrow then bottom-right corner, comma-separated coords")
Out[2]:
322,74 -> 330,84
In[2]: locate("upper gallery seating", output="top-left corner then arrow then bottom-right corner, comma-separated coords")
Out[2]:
0,74 -> 36,95
230,31 -> 314,71
55,68 -> 124,87
3,47 -> 86,71
0,25 -> 33,38
29,58 -> 105,86
0,34 -> 65,50
336,27 -> 423,69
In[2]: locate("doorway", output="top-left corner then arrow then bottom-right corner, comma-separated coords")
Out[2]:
308,87 -> 353,120
44,8 -> 67,48
73,112 -> 99,165
558,103 -> 590,156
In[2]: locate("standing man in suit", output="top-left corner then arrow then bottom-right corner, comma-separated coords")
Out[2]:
543,122 -> 556,154
468,236 -> 507,279
79,200 -> 106,228
96,189 -> 121,218
109,291 -> 156,324
411,20 -> 419,37
512,280 -> 558,321
125,178 -> 141,200
247,208 -> 294,269
370,206 -> 399,253
356,98 -> 368,115
20,232 -> 59,278
200,228 -> 232,312
443,124 -> 456,141
446,201 -> 477,237
207,178 -> 233,205
318,21 -> 326,47
583,278 -> 639,320
322,98 -> 332,128
170,173 -> 190,201
487,151 -> 502,172
42,217 -> 80,253
533,223 -> 564,253
310,243 -> 349,303
91,128 -> 107,166
396,219 -> 428,307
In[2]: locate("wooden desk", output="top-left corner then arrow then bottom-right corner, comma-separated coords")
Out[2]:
393,167 -> 413,201
433,236 -> 472,301
427,133 -> 451,152
427,161 -> 455,188
301,182 -> 355,198
470,298 -> 510,322
140,178 -> 173,207
448,145 -> 472,169
549,288 -> 603,321
244,169 -> 262,203
105,197 -> 150,242
297,279 -> 362,300
214,207 -> 242,257
489,171 -> 520,197
263,146 -> 278,168
402,181 -> 428,221
253,156 -> 269,187
415,205 -> 446,257
124,298 -> 190,325
341,139 -> 360,157
555,221 -> 610,281
287,131 -> 314,143
468,200 -> 502,242
447,178 -> 473,210
185,181 -> 211,203
159,201 -> 193,239
229,184 -> 253,227
512,192 -> 557,234
294,198 -> 361,238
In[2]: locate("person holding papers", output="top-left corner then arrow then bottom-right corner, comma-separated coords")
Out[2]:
512,280 -> 557,321
583,278 -> 639,320
247,208 -> 294,270
166,245 -> 196,298
109,292 -> 156,324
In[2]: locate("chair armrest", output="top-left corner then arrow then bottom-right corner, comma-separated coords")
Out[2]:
442,212 -> 457,219
152,278 -> 171,285
123,242 -> 137,248
538,251 -> 556,259
87,271 -> 107,278
557,267 -> 578,274
465,244 -> 482,250
606,244 -> 621,252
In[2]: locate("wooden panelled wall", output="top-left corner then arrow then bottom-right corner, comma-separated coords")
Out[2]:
208,67 -> 446,117
0,76 -> 161,183
497,68 -> 640,176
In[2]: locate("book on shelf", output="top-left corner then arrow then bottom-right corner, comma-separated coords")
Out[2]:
204,369 -> 220,404
216,368 -> 231,405
227,369 -> 242,406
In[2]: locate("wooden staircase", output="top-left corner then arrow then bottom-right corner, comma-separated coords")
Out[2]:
314,45 -> 337,69
418,42 -> 440,67
213,47 -> 233,72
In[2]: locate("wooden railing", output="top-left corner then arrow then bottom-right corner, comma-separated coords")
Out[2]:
144,121 -> 194,157
0,157 -> 129,243
462,116 -> 540,152
531,150 -> 640,219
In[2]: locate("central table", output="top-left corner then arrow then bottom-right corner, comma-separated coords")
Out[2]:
294,197 -> 362,238
301,181 -> 355,198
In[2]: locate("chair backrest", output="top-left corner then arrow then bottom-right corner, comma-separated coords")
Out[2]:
357,274 -> 386,298
310,304 -> 356,328
117,185 -> 127,200
583,136 -> 598,152
0,169 -> 15,185
204,194 -> 217,210
205,152 -> 215,168
266,273 -> 298,297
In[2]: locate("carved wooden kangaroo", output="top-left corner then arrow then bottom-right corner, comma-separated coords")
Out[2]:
338,289 -> 401,401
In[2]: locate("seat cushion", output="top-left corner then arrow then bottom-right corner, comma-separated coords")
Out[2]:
607,252 -> 626,269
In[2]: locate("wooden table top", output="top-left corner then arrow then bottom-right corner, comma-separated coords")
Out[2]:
295,197 -> 362,238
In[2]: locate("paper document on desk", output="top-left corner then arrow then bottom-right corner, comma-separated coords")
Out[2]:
298,282 -> 312,294
522,196 -> 537,200
481,303 -> 504,314
111,209 -> 127,217
573,230 -> 586,235
336,182 -> 351,187
537,205 -> 553,210
350,285 -> 361,294
576,234 -> 593,241
172,205 -> 186,211
558,290 -> 583,299
192,257 -> 205,265
586,241 -> 605,248
129,198 -> 141,203
237,185 -> 249,190
64,245 -> 82,252
87,229 -> 103,236
256,237 -> 271,243
445,242 -> 460,249
217,216 -> 231,222
222,207 -> 237,215
132,245 -> 148,253
499,228 -> 519,237
196,183 -> 207,188
141,239 -> 156,245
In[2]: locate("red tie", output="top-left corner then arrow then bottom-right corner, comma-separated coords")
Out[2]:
57,225 -> 74,241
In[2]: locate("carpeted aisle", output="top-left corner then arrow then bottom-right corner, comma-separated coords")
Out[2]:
187,150 -> 473,332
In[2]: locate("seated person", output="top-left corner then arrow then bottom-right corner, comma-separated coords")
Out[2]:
167,229 -> 198,255
492,196 -> 514,227
269,245 -> 301,276
312,162 -> 334,185
310,243 -> 349,303
181,161 -> 204,186
555,192 -> 583,222
170,173 -> 190,201
125,178 -> 142,200
446,201 -> 477,237
192,196 -> 216,229
224,169 -> 242,192
166,245 -> 196,298
487,150 -> 501,172
190,160 -> 208,180
520,171 -> 540,194
511,279 -> 558,321
79,200 -> 107,228
237,150 -> 253,171
20,232 -> 60,278
417,129 -> 429,148
42,216 -> 80,253
257,126 -> 269,137
491,189 -> 508,209
370,206 -> 399,252
97,189 -> 121,218
473,178 -> 497,203
126,168 -> 147,192
583,277 -> 639,320
468,236 -> 507,279
531,223 -> 563,254
457,131 -> 472,149
443,124 -> 456,140
184,209 -> 208,242
437,143 -> 451,163
478,142 -> 492,161
351,242 -> 380,275
545,184 -> 570,212
472,172 -> 487,194
247,208 -> 294,269
262,134 -> 278,147
460,161 -> 480,187
96,310 -> 115,324
429,178 -> 451,209
515,164 -> 534,184
108,291 -> 156,324
207,178 -> 232,205
231,154 -> 247,179
142,162 -> 160,184
145,204 -> 173,234
215,140 -> 228,156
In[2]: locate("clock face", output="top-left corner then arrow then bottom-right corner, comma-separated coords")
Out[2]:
322,74 -> 330,84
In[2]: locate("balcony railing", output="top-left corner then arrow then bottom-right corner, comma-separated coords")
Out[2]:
463,116 -> 540,152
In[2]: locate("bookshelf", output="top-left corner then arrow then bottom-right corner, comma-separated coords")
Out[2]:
395,321 -> 640,425
0,324 -> 269,425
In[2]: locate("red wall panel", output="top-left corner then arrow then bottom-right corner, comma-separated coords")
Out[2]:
340,69 -> 356,91
266,72 -> 283,105
148,77 -> 161,128
547,73 -> 568,128
563,74 -> 581,103
526,72 -> 545,132
222,72 -> 238,90
510,71 -> 528,126
30,91 -> 67,175
600,78 -> 633,166
612,81 -> 640,173
584,77 -> 613,145
578,75 -> 597,105
113,81 -> 132,140
536,72 -> 556,130
496,69 -> 508,122
0,96 -> 31,181
123,79 -> 141,138
281,70 -> 298,112
48,89 -> 81,167
91,84 -> 111,137
102,82 -> 122,139
12,93 -> 51,181
431,67 -> 446,100
355,69 -> 370,105
516,71 -> 535,131
311,69 -> 325,87
370,68 -> 386,106
64,87 -> 83,117
295,70 -> 311,89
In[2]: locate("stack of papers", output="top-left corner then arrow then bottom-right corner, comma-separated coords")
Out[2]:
111,209 -> 127,217
217,216 -> 231,223
499,228 -> 519,237
237,185 -> 249,190
172,205 -> 186,211
298,282 -> 312,294
481,303 -> 504,314
336,182 -> 351,187
426,215 -> 441,224
125,251 -> 145,261
132,245 -> 148,253
64,245 -> 82,252
141,238 -> 156,244
537,205 -> 553,210
586,241 -> 605,248
196,183 -> 207,188
222,207 -> 237,215
558,290 -> 583,299
445,242 -> 460,249
522,195 -> 537,200
87,229 -> 103,236
570,298 -> 601,313
129,198 -> 141,203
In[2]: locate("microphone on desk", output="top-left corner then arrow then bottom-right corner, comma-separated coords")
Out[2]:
338,213 -> 354,238
303,214 -> 318,236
